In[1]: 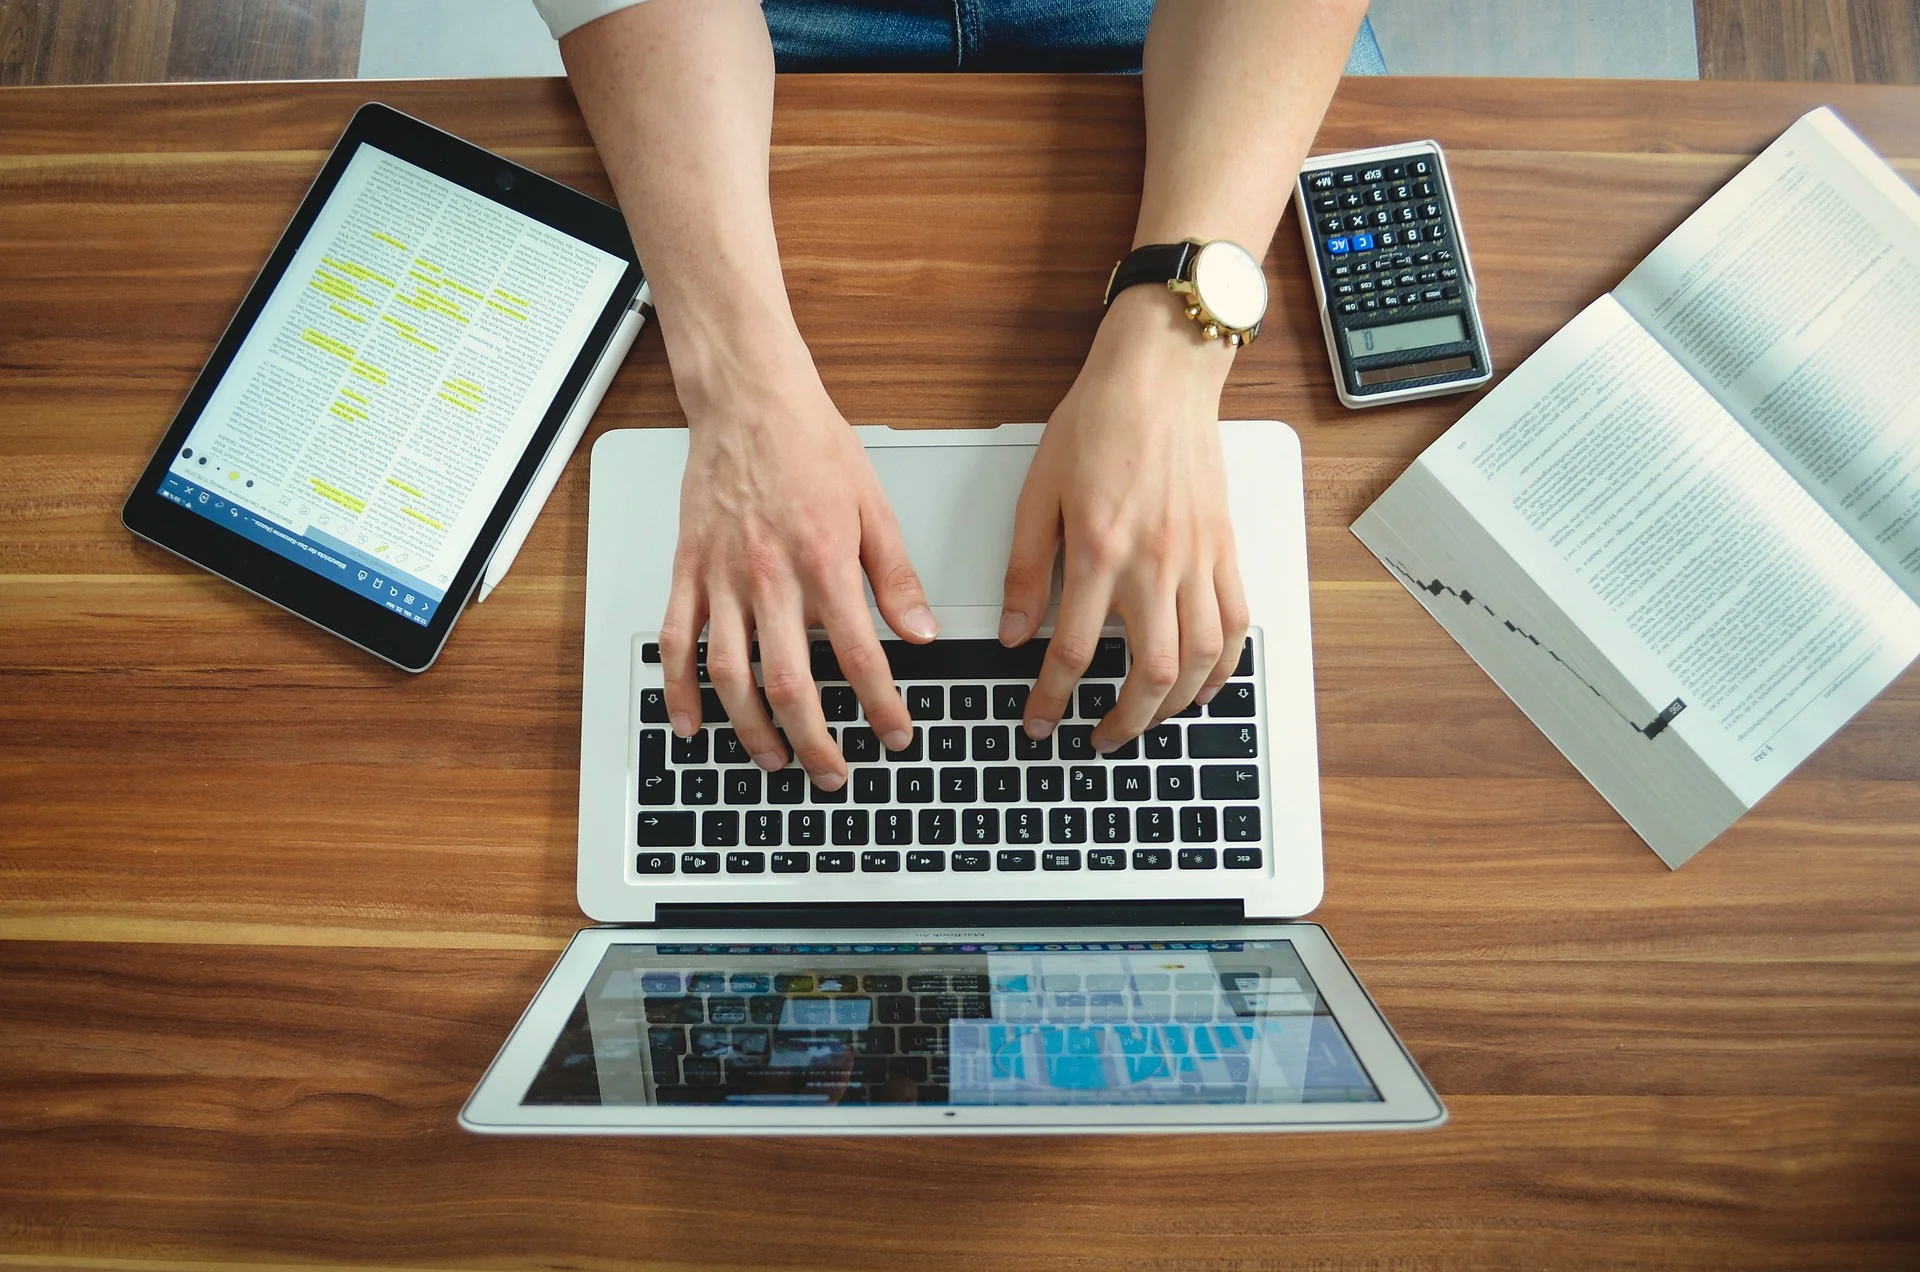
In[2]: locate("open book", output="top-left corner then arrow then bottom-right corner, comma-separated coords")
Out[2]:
1352,107 -> 1920,867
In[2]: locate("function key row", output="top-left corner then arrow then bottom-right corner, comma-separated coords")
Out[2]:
638,804 -> 1263,850
637,844 -> 1265,875
1306,157 -> 1435,191
640,637 -> 1255,685
640,680 -> 1257,731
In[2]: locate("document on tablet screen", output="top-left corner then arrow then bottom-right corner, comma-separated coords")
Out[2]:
161,143 -> 628,626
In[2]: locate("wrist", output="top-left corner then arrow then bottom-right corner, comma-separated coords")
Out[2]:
1093,283 -> 1236,392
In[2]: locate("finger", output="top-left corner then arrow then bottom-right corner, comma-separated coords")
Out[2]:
705,595 -> 785,771
1199,553 -> 1252,706
1000,481 -> 1061,647
817,572 -> 914,753
1156,575 -> 1225,725
1024,562 -> 1113,739
659,565 -> 707,737
754,597 -> 845,789
859,494 -> 938,644
1095,587 -> 1180,752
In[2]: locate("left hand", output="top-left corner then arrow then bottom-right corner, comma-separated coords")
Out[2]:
1000,284 -> 1251,751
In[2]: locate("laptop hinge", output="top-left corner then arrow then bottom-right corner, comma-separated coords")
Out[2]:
650,899 -> 1247,930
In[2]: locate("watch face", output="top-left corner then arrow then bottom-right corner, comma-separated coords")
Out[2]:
1191,240 -> 1268,331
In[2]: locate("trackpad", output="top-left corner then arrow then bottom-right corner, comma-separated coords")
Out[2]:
867,444 -> 1035,609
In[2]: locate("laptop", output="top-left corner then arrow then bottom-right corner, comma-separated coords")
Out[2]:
461,421 -> 1444,1133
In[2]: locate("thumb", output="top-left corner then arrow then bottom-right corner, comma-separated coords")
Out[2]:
860,495 -> 938,643
1000,486 -> 1059,647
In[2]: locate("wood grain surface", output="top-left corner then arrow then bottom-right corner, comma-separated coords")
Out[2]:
1,74 -> 1917,1270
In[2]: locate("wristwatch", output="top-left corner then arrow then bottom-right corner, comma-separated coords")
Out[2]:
1103,237 -> 1267,346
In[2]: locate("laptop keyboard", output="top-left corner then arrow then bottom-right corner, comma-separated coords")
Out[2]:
632,634 -> 1266,877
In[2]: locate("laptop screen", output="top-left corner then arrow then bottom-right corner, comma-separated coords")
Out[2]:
521,939 -> 1380,1109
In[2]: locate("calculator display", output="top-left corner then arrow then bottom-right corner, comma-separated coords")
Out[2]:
1345,314 -> 1466,358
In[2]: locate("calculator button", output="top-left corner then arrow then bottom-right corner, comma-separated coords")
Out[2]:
1440,266 -> 1459,280
1326,237 -> 1349,255
1308,171 -> 1335,191
1346,213 -> 1368,230
1390,183 -> 1412,201
1403,225 -> 1423,243
1423,288 -> 1443,303
1351,232 -> 1374,252
1319,216 -> 1342,235
1403,291 -> 1423,305
1418,271 -> 1437,284
1428,222 -> 1448,240
1422,202 -> 1442,220
1335,282 -> 1355,297
1360,166 -> 1384,182
1378,230 -> 1397,248
1415,251 -> 1434,265
1365,187 -> 1386,205
1442,284 -> 1462,299
1337,170 -> 1357,186
1411,159 -> 1431,176
1395,206 -> 1416,224
1385,163 -> 1405,179
1415,179 -> 1435,196
1330,264 -> 1350,278
1352,261 -> 1372,274
1370,209 -> 1390,227
1382,294 -> 1400,307
1362,297 -> 1380,311
1356,279 -> 1375,292
1314,194 -> 1337,212
1435,248 -> 1454,262
1397,272 -> 1416,286
1339,191 -> 1363,210
1338,301 -> 1359,315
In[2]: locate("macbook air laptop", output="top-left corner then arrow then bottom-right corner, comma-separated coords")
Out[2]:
461,422 -> 1443,1133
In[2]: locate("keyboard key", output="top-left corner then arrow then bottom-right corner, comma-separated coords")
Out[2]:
832,809 -> 869,846
863,975 -> 903,994
817,850 -> 855,872
1113,766 -> 1151,800
982,766 -> 1021,802
1156,765 -> 1194,802
810,775 -> 847,804
953,848 -> 991,871
702,810 -> 740,846
929,726 -> 966,762
682,851 -> 721,874
641,642 -> 662,664
876,809 -> 912,845
1224,806 -> 1261,841
1132,847 -> 1172,870
698,687 -> 728,723
1105,736 -> 1139,760
1180,806 -> 1219,842
1006,808 -> 1043,844
671,730 -> 708,764
897,768 -> 934,802
711,728 -> 748,763
1026,766 -> 1065,802
993,684 -> 1028,720
1070,766 -> 1106,801
637,811 -> 696,847
1078,683 -> 1117,719
1144,725 -> 1181,759
918,808 -> 957,844
775,974 -> 815,993
963,808 -> 999,844
1088,847 -> 1125,870
1057,726 -> 1095,761
636,851 -> 676,874
1015,731 -> 1052,761
949,685 -> 988,719
971,725 -> 1009,762
885,729 -> 923,762
1178,847 -> 1218,870
1092,807 -> 1129,843
811,636 -> 1123,682
861,850 -> 901,872
1048,808 -> 1087,843
724,769 -> 761,805
747,810 -> 782,846
820,685 -> 858,722
1233,639 -> 1253,677
1209,683 -> 1256,717
1224,847 -> 1263,869
771,849 -> 808,872
1043,849 -> 1082,871
767,770 -> 806,804
727,850 -> 766,873
907,850 -> 945,872
789,809 -> 826,846
638,730 -> 672,806
996,849 -> 1036,871
878,995 -> 917,1025
1190,724 -> 1258,758
645,996 -> 704,1025
841,727 -> 881,763
640,688 -> 668,723
906,686 -> 943,720
1200,765 -> 1259,800
853,768 -> 891,804
1136,807 -> 1175,843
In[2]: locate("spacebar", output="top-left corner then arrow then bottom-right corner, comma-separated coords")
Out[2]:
810,637 -> 1126,682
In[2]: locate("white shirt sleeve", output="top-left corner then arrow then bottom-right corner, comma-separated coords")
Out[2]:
532,0 -> 649,40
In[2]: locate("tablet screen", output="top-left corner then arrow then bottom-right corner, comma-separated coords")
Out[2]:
158,142 -> 629,627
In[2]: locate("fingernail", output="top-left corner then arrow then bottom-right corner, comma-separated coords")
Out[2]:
671,712 -> 694,737
1195,685 -> 1219,706
903,606 -> 939,641
998,611 -> 1025,646
882,729 -> 912,752
1094,738 -> 1117,755
753,751 -> 785,772
1026,719 -> 1054,741
810,770 -> 845,792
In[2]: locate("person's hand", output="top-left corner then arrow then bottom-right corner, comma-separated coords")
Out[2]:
1000,285 -> 1249,751
660,346 -> 937,789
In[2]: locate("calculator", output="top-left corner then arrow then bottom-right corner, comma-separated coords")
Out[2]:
1295,141 -> 1493,408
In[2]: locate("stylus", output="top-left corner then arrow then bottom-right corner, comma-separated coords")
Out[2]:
478,282 -> 651,603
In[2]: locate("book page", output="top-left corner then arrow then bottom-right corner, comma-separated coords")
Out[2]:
1615,107 -> 1920,602
1358,296 -> 1920,863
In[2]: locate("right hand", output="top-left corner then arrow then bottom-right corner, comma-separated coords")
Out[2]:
660,358 -> 936,790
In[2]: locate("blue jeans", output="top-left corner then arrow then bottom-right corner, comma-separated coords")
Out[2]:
763,1 -> 1388,74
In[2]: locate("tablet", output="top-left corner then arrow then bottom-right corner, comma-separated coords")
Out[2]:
123,103 -> 643,672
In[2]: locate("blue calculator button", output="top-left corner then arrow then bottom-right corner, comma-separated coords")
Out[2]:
1326,237 -> 1349,255
1352,232 -> 1374,252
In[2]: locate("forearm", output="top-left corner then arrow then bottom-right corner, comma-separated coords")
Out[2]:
558,0 -> 810,408
1134,0 -> 1366,253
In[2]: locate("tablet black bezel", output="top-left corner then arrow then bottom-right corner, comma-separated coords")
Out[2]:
122,102 -> 642,672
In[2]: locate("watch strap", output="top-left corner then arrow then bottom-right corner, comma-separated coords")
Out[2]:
1103,241 -> 1197,307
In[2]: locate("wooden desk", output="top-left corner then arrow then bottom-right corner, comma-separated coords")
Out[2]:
2,75 -> 1916,1270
